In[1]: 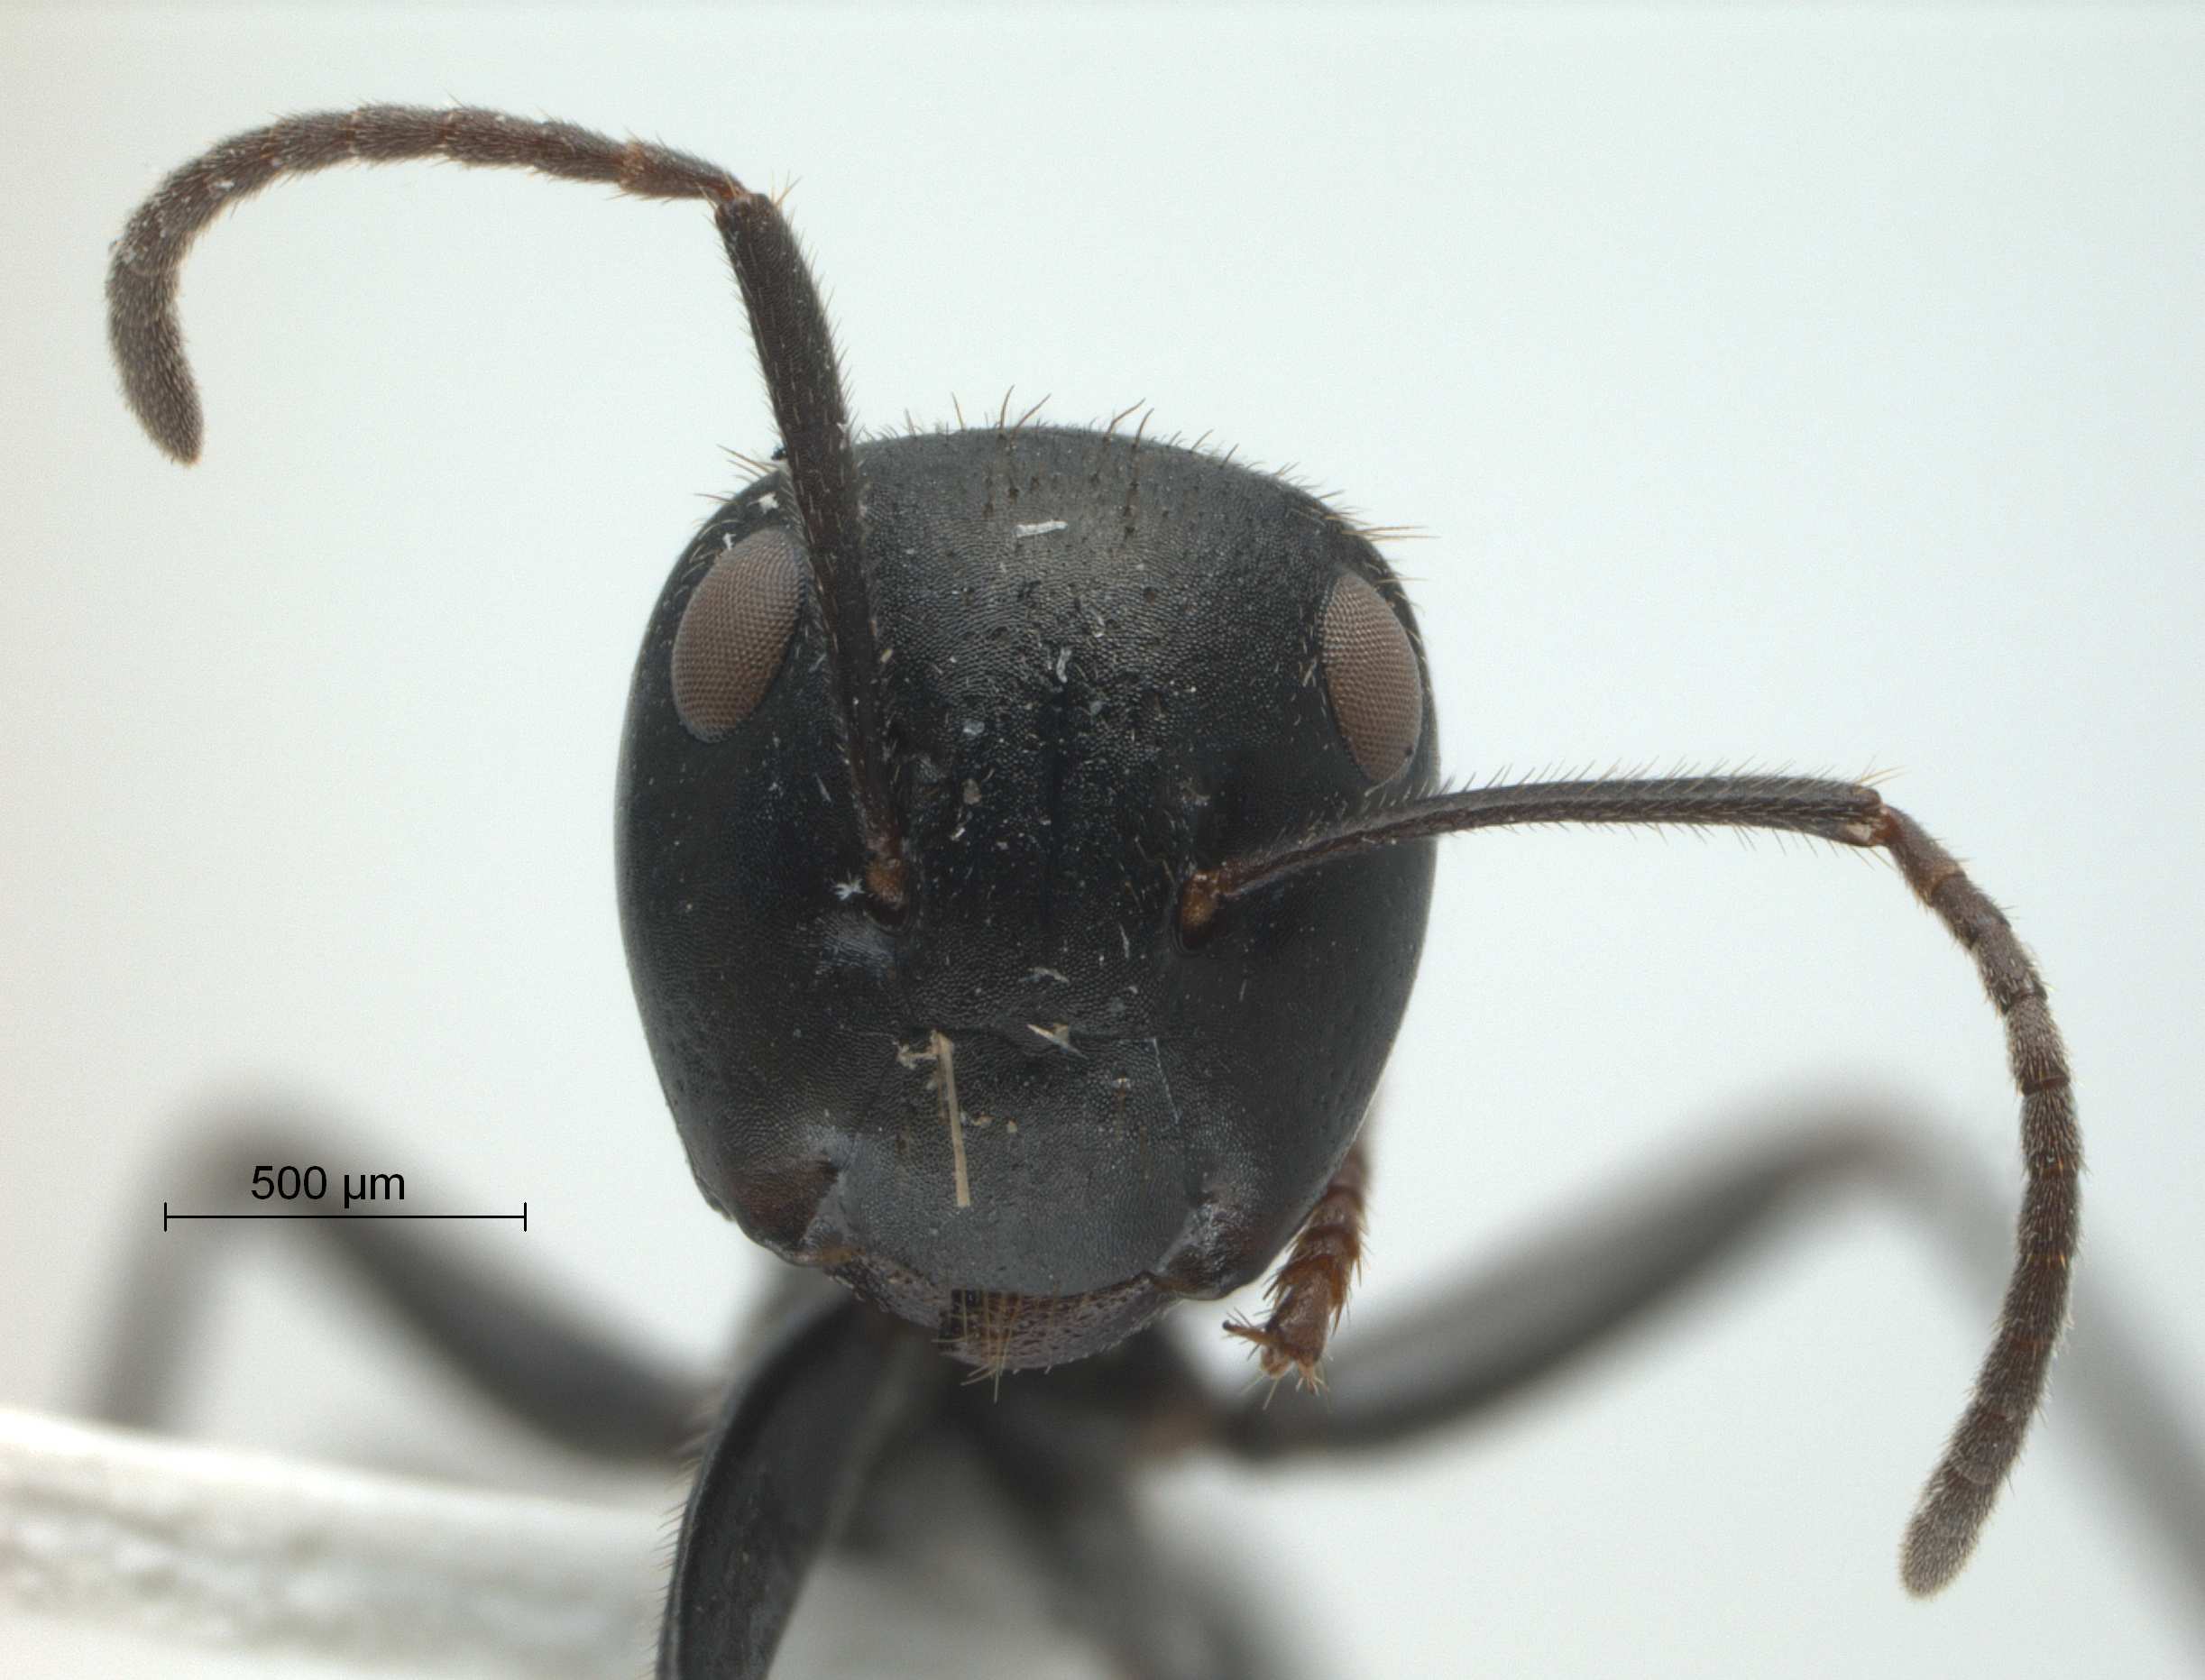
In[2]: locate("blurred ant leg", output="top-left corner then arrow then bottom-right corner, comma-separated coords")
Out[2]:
952,1344 -> 1296,1680
987,1473 -> 1282,1680
658,1295 -> 939,1680
1218,1110 -> 1906,1458
1207,1102 -> 2205,1631
87,1110 -> 704,1461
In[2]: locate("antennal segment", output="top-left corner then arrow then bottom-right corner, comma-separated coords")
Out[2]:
108,106 -> 735,463
106,105 -> 906,911
713,193 -> 905,906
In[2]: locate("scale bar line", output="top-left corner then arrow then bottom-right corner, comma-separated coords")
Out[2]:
163,1211 -> 528,1224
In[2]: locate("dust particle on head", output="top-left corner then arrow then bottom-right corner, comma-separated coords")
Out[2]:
1015,519 -> 1069,540
908,1029 -> 971,1210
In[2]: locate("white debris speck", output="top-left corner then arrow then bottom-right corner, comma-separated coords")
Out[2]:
758,491 -> 778,510
1015,520 -> 1069,540
1026,967 -> 1070,985
1052,647 -> 1071,683
831,878 -> 864,901
932,1030 -> 972,1208
1027,1023 -> 1079,1055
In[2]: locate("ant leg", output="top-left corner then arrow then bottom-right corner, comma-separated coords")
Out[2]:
1201,1102 -> 2205,1624
87,1107 -> 703,1461
990,1478 -> 1288,1680
1218,1110 -> 1899,1461
948,1340 -> 1300,1680
657,1294 -> 938,1680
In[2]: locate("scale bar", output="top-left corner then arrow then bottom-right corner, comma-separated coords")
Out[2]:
163,1201 -> 528,1231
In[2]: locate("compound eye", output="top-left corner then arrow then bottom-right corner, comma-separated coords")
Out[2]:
1318,571 -> 1422,784
671,527 -> 804,739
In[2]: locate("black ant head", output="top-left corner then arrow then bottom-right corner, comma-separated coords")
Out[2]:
619,425 -> 1439,1366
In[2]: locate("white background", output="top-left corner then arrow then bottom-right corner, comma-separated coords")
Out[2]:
3,5 -> 2201,1676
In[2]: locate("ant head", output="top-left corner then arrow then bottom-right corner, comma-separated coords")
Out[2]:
618,426 -> 1439,1366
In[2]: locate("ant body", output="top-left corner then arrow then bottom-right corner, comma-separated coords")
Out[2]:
27,91 -> 2198,1677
